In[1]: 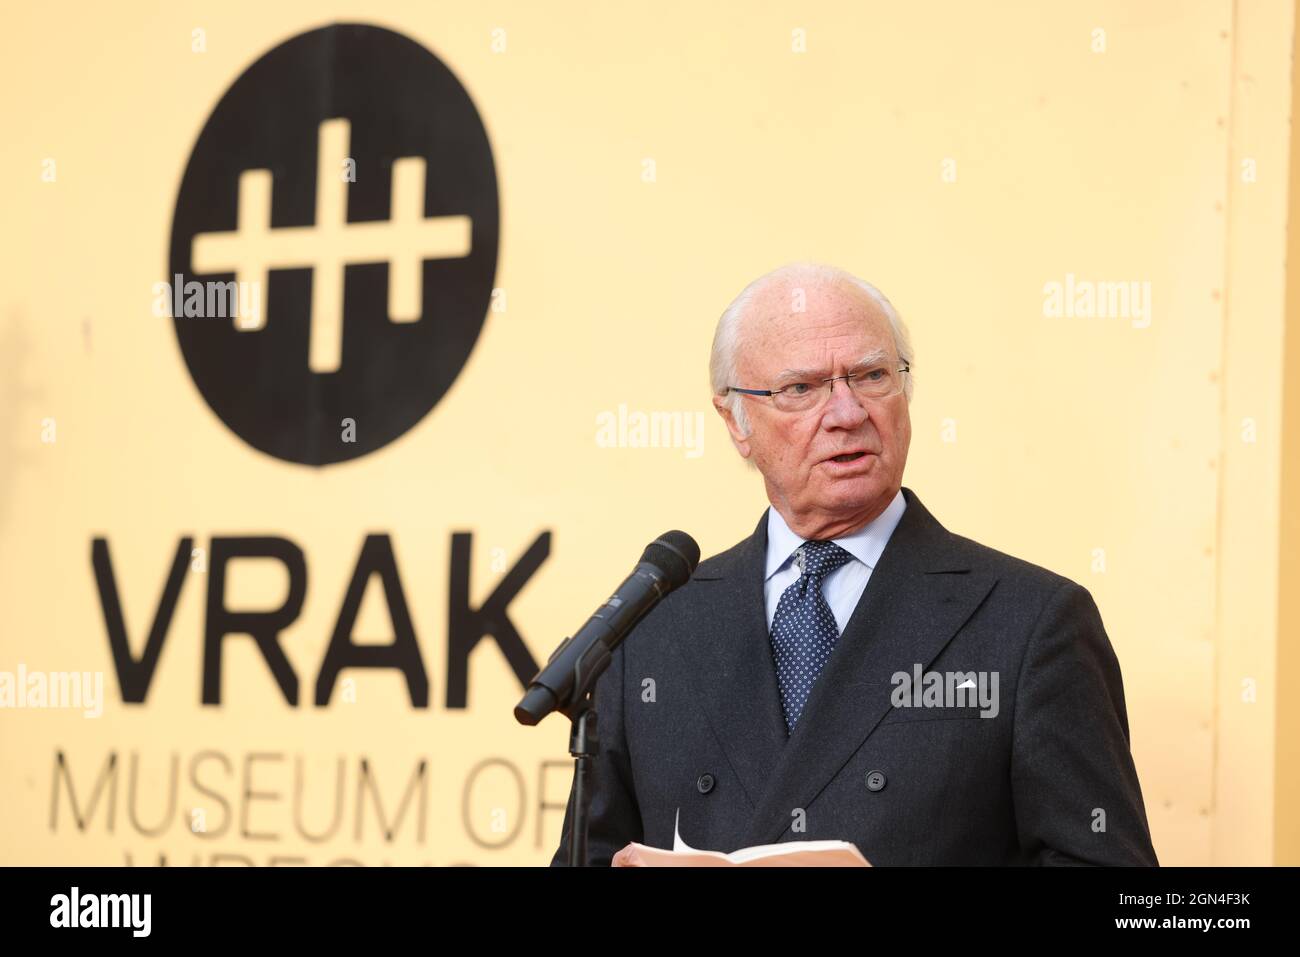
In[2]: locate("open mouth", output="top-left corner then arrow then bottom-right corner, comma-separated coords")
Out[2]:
829,451 -> 869,464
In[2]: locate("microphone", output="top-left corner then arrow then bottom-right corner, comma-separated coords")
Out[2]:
514,530 -> 700,725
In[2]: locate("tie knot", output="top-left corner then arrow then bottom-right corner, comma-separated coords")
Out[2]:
793,539 -> 853,581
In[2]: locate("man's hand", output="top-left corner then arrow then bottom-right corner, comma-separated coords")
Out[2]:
610,843 -> 647,867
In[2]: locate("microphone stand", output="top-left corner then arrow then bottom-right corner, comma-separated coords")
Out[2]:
565,693 -> 598,867
516,632 -> 614,867
560,633 -> 612,867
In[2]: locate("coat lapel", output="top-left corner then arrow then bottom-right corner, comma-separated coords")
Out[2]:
737,486 -> 999,847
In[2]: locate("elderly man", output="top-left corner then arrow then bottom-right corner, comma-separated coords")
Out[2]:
550,263 -> 1158,866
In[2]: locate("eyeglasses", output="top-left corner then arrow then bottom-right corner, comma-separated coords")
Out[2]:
726,363 -> 910,413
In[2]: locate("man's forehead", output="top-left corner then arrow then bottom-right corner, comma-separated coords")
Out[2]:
738,282 -> 893,369
751,275 -> 872,312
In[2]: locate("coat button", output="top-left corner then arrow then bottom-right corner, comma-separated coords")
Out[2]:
696,773 -> 716,794
865,770 -> 887,792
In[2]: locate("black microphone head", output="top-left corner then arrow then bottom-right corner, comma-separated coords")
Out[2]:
639,530 -> 701,589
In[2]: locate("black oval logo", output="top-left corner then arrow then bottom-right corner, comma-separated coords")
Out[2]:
168,24 -> 498,465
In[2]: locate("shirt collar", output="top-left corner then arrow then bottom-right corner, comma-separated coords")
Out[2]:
764,488 -> 907,581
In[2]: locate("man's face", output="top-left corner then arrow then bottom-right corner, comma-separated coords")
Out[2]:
713,280 -> 912,539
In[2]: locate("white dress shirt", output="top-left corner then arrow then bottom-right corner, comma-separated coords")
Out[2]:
763,488 -> 907,634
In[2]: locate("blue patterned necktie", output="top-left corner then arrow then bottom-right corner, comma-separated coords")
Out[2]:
769,539 -> 854,734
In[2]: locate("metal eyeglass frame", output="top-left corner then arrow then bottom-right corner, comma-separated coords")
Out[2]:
725,362 -> 911,407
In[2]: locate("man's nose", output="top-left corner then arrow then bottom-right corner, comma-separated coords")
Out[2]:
823,377 -> 869,424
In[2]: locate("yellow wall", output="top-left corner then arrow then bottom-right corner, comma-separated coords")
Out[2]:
1274,0 -> 1300,870
0,0 -> 1295,865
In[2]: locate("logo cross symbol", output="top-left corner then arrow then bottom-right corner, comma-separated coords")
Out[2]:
191,117 -> 472,372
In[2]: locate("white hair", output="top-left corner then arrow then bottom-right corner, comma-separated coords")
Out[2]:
710,262 -> 915,437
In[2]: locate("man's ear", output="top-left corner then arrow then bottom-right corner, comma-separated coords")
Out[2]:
712,394 -> 752,459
